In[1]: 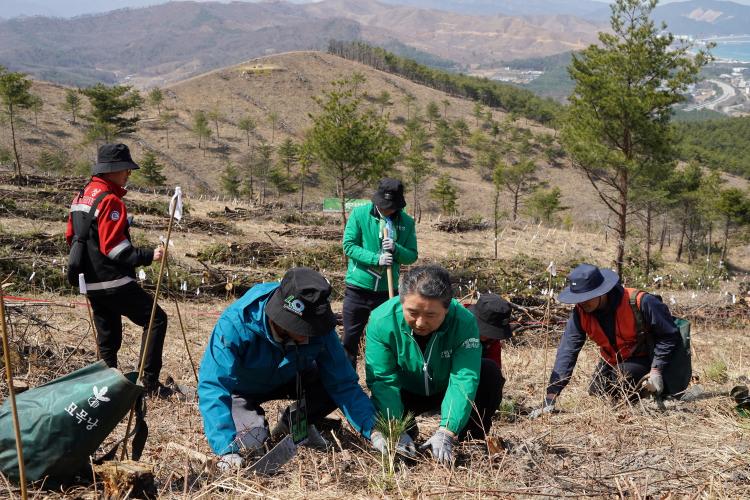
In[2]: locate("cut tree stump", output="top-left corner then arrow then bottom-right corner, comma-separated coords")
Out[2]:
93,460 -> 156,499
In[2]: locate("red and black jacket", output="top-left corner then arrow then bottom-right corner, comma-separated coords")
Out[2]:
65,176 -> 153,294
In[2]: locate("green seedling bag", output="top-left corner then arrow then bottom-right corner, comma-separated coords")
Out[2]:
0,360 -> 144,486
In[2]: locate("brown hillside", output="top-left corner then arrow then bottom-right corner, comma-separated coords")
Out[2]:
1,50 -> 614,227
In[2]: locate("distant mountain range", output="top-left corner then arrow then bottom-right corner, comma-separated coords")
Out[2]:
653,0 -> 750,36
0,0 -> 603,87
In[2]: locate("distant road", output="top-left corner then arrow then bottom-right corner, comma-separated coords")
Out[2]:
684,79 -> 736,112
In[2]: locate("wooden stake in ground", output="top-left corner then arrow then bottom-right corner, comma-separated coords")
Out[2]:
1,281 -> 28,500
120,187 -> 182,460
165,259 -> 198,384
383,226 -> 394,299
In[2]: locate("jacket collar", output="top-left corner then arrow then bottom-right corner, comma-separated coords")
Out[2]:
370,203 -> 401,222
91,175 -> 127,198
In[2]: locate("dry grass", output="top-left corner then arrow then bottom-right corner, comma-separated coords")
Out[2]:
1,174 -> 749,498
2,291 -> 749,498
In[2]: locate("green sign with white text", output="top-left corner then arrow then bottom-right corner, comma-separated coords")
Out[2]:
322,198 -> 369,213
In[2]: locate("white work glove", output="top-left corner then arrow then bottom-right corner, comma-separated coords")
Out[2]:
420,428 -> 455,465
642,369 -> 664,395
381,237 -> 395,252
529,397 -> 556,419
216,453 -> 243,471
378,252 -> 393,266
370,430 -> 388,454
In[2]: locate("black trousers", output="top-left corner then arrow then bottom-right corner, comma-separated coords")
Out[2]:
232,367 -> 337,427
342,285 -> 390,366
401,358 -> 504,441
588,356 -> 651,401
88,283 -> 168,388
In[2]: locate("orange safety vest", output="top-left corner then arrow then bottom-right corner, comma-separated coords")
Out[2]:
576,287 -> 647,366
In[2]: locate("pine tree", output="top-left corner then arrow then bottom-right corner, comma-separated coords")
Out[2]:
148,87 -> 164,116
277,137 -> 299,177
0,67 -> 34,177
221,162 -> 241,197
560,0 -> 708,275
494,158 -> 538,221
134,151 -> 166,187
62,89 -> 81,125
80,83 -> 141,142
426,100 -> 440,131
28,95 -> 43,127
430,173 -> 458,215
305,77 -> 401,226
192,110 -> 212,152
237,115 -> 256,147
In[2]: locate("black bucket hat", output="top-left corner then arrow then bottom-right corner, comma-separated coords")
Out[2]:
92,143 -> 139,175
372,178 -> 406,211
558,263 -> 619,304
265,267 -> 337,337
468,294 -> 512,340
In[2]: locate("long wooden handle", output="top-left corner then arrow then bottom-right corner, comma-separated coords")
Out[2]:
1,285 -> 28,499
383,226 -> 394,299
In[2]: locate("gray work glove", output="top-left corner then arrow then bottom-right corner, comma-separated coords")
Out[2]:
378,252 -> 393,266
235,410 -> 269,452
370,430 -> 388,454
216,453 -> 243,471
420,428 -> 455,465
642,369 -> 664,395
381,237 -> 395,252
396,432 -> 416,458
529,397 -> 556,419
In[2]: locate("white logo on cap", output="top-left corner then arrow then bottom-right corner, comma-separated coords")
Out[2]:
283,295 -> 305,316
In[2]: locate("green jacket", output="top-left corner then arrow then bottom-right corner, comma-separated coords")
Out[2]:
342,203 -> 418,292
365,297 -> 481,433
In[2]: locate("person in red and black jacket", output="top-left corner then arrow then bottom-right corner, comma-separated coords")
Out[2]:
65,143 -> 172,398
467,294 -> 511,412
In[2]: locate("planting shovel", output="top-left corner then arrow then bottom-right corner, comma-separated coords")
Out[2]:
382,225 -> 394,299
248,434 -> 297,475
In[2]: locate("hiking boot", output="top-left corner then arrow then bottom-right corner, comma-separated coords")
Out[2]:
303,424 -> 329,450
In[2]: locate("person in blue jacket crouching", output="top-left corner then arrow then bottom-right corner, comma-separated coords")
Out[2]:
198,267 -> 376,470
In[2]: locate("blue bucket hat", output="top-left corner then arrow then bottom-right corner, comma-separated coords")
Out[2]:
558,264 -> 620,304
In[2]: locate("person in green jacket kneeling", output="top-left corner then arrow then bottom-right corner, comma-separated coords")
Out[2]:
342,178 -> 418,366
365,265 -> 503,465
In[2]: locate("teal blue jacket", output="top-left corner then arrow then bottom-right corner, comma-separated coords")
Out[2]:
198,283 -> 376,455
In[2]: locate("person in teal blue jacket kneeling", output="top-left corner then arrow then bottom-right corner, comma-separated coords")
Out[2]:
198,267 -> 376,470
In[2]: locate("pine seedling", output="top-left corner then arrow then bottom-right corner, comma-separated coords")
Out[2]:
373,411 -> 415,486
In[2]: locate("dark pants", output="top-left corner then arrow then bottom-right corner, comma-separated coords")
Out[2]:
401,358 -> 504,441
342,285 -> 390,366
231,367 -> 336,427
588,356 -> 651,401
88,283 -> 168,388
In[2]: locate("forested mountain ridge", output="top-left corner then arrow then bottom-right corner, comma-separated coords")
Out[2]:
0,0 -> 604,88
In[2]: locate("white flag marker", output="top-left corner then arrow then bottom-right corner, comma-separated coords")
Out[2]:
169,186 -> 183,221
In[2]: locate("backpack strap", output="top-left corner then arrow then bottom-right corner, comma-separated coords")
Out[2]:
71,191 -> 110,242
629,289 -> 653,355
